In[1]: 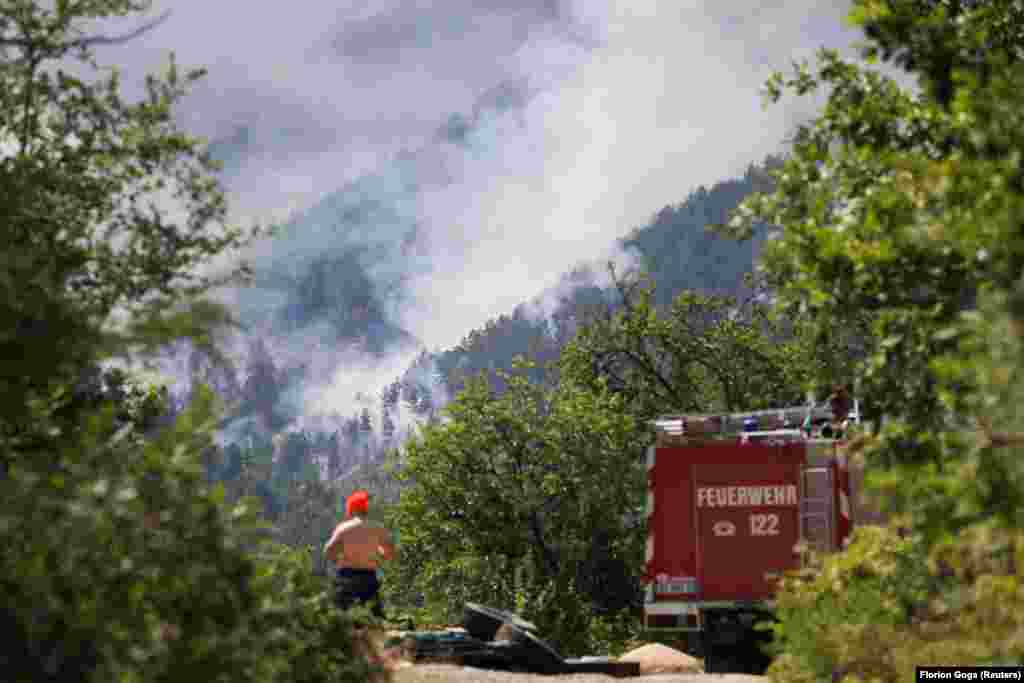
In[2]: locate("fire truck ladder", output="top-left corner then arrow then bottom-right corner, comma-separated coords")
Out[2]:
799,466 -> 835,554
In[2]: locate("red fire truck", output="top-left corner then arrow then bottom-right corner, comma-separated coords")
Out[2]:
642,402 -> 876,674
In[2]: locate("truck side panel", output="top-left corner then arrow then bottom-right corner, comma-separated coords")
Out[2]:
694,462 -> 801,601
647,445 -> 697,593
646,441 -> 807,603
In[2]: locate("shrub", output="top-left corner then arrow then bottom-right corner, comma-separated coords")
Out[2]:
768,522 -> 1024,682
767,524 -> 932,681
587,607 -> 642,659
0,387 -> 387,683
249,542 -> 388,683
510,572 -> 593,657
509,568 -> 641,658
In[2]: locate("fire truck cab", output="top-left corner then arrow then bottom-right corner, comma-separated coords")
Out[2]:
642,403 -> 866,674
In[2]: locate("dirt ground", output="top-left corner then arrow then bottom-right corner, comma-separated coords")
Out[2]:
391,663 -> 767,682
371,628 -> 768,683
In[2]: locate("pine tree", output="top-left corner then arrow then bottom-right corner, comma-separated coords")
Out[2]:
327,431 -> 342,481
240,338 -> 283,431
358,408 -> 373,460
382,409 -> 396,443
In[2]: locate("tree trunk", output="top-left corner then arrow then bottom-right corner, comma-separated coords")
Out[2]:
529,511 -> 560,579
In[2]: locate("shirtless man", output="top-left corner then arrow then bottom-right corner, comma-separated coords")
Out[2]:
323,490 -> 396,619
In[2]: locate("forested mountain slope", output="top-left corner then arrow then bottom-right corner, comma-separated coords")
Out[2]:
429,158 -> 778,396
195,157 -> 780,536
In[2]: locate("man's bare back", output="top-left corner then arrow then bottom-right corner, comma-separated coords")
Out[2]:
324,517 -> 396,570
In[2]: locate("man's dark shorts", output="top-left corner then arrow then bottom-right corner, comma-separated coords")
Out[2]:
333,568 -> 384,618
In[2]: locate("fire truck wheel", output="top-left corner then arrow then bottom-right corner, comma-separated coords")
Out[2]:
684,631 -> 704,659
702,643 -> 741,675
701,610 -> 751,674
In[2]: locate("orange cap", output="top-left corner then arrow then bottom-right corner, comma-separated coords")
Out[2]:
346,490 -> 369,518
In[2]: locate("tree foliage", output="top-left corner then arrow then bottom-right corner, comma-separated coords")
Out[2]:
558,268 -> 853,420
0,2 -> 382,681
727,0 -> 1024,537
718,0 -> 1024,678
386,359 -> 646,655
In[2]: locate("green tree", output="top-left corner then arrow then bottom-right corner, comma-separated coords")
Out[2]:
724,0 -> 1024,537
387,359 -> 645,655
273,478 -> 339,574
221,442 -> 244,481
0,2 -> 383,681
236,338 -> 288,432
558,266 -> 835,421
278,431 -> 310,481
718,0 -> 1024,678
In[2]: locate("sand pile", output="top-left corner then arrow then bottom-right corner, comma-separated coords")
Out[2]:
617,642 -> 703,674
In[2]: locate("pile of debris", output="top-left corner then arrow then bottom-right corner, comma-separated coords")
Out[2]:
390,603 -> 700,677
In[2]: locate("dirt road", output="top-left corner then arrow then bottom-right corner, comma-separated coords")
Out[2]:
374,628 -> 768,683
391,663 -> 767,682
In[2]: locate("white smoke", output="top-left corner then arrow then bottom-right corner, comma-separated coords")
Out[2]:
67,0 -> 870,445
